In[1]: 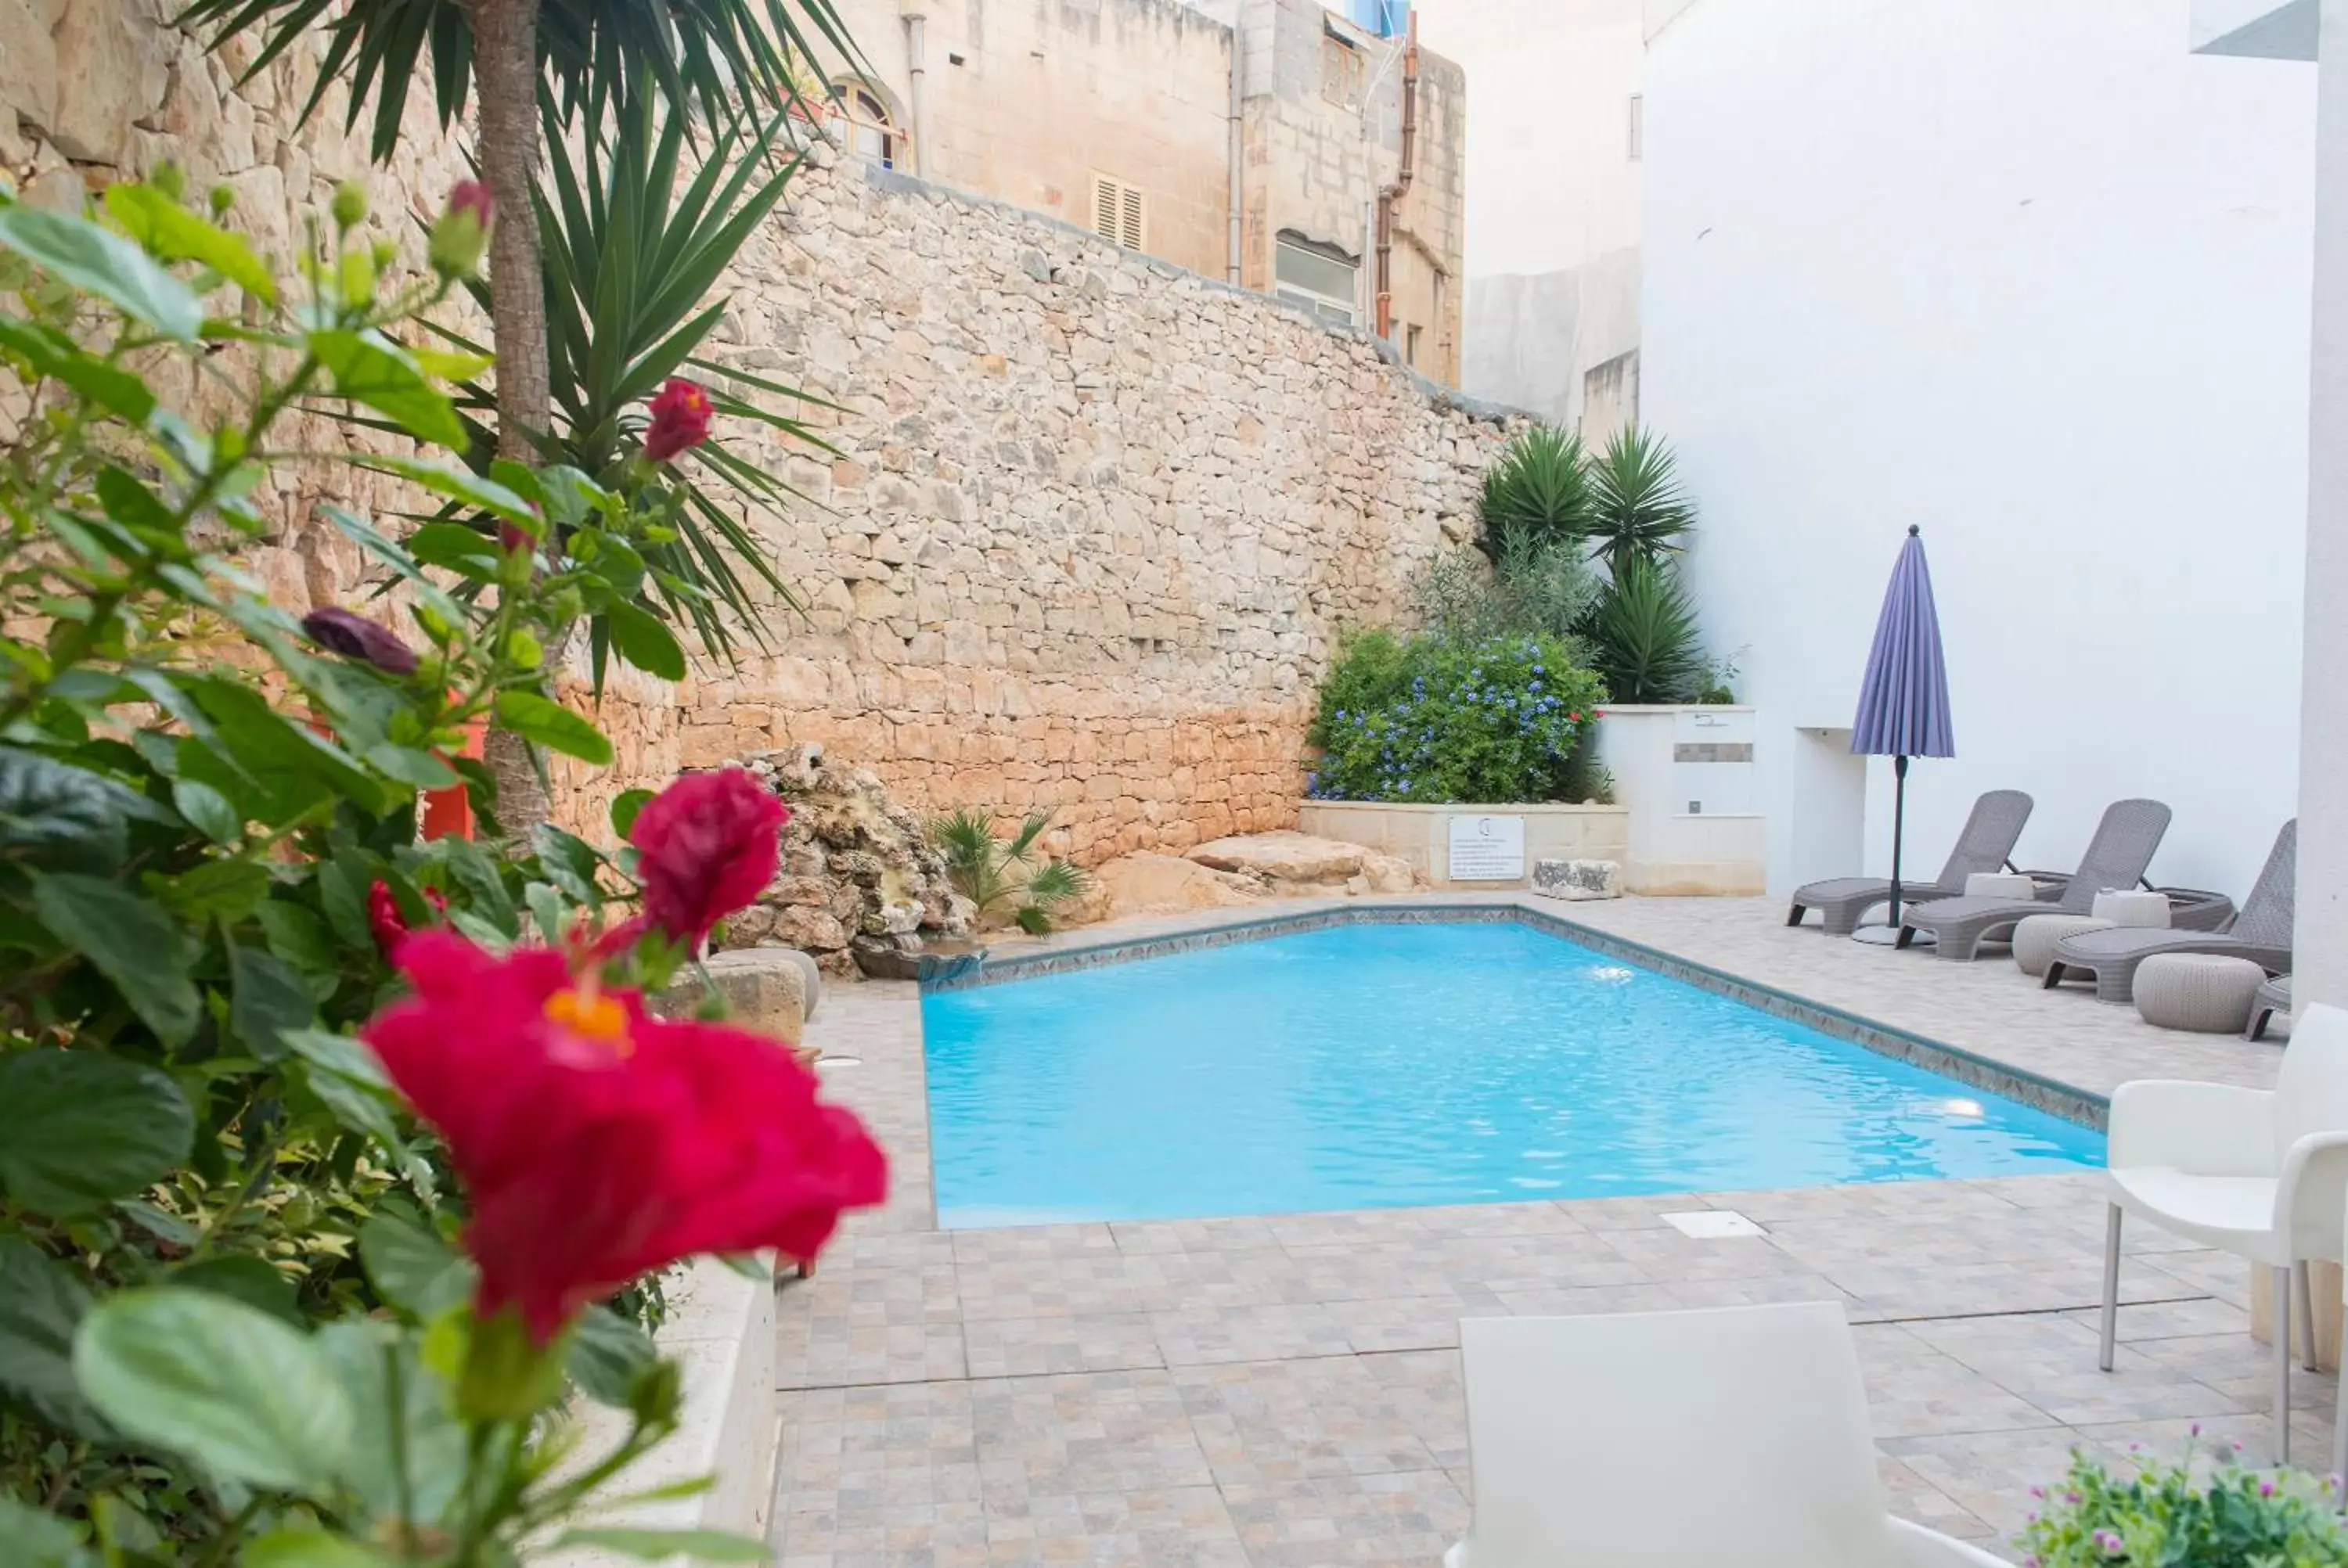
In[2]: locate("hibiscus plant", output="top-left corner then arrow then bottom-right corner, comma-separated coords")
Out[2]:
0,174 -> 884,1559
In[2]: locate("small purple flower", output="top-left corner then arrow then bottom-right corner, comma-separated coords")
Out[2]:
2260,1479 -> 2277,1497
2029,1486 -> 2044,1499
300,606 -> 418,676
2189,1422 -> 2202,1437
2093,1528 -> 2123,1555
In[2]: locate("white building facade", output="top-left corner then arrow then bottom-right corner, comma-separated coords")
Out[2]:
1640,0 -> 2317,908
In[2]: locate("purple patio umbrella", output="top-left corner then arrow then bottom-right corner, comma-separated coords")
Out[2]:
1849,525 -> 1954,940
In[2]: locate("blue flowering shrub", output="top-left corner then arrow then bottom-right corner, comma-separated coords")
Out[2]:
1305,631 -> 1607,804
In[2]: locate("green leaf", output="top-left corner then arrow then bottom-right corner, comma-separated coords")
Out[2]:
549,1529 -> 771,1563
306,329 -> 466,447
257,899 -> 337,976
362,455 -> 535,524
171,777 -> 243,844
403,520 -> 504,575
567,1304 -> 657,1408
74,1286 -> 351,1492
355,1210 -> 474,1321
0,1496 -> 89,1566
0,203 -> 203,341
0,1239 -> 110,1439
244,1530 -> 394,1568
0,747 -> 127,868
154,858 -> 271,921
604,600 -> 687,679
103,184 -> 277,302
494,691 -> 613,765
283,1028 -> 405,1152
168,1255 -> 302,1326
611,788 -> 654,839
525,880 -> 567,943
27,872 -> 200,1043
412,346 -> 493,381
358,743 -> 459,790
317,1321 -> 466,1525
531,823 -> 606,907
0,315 -> 153,423
229,942 -> 313,1061
0,1051 -> 193,1215
315,856 -> 373,948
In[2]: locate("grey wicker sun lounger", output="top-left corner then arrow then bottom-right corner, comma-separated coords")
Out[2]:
2248,974 -> 2292,1041
2043,819 -> 2296,1005
1785,789 -> 2033,937
1894,798 -> 2172,961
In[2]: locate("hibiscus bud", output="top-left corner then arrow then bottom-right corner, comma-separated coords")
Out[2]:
301,606 -> 420,676
429,180 -> 493,280
330,180 -> 368,230
642,378 -> 714,462
367,879 -> 407,958
628,768 -> 788,947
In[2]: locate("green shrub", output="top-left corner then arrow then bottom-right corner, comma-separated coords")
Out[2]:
1309,633 -> 1605,804
2020,1440 -> 2348,1566
1410,545 -> 1601,654
1586,557 -> 1706,704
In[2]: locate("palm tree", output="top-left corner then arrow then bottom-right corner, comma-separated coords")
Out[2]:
181,0 -> 859,829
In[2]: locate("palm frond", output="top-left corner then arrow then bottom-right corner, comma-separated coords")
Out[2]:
1003,811 -> 1053,863
1586,426 -> 1696,576
1586,557 -> 1705,704
1477,425 -> 1592,566
178,0 -> 862,164
1022,859 -> 1089,906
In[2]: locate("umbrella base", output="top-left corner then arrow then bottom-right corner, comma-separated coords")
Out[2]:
1851,924 -> 1934,948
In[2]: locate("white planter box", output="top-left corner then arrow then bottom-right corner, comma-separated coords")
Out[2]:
553,1257 -> 778,1563
1298,801 -> 1630,890
1594,707 -> 1769,896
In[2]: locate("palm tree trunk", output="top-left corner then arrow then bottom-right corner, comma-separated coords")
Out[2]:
466,0 -> 556,837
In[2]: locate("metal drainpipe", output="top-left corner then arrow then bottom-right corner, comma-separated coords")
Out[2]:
1374,13 -> 1419,341
901,4 -> 930,178
1226,20 -> 1244,284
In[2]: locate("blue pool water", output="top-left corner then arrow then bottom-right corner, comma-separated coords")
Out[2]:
921,922 -> 2105,1227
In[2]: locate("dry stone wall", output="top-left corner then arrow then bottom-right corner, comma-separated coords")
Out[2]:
4,5 -> 1521,861
568,146 -> 1520,861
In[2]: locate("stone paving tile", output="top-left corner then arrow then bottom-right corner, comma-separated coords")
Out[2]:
978,1487 -> 1251,1566
1173,1355 -> 1445,1485
1552,1192 -> 1722,1230
1219,1472 -> 1471,1566
1849,1323 -> 2059,1438
960,1312 -> 1164,1379
1150,1301 -> 1355,1366
1109,1214 -> 1284,1256
967,1369 -> 1218,1498
1878,1455 -> 1997,1541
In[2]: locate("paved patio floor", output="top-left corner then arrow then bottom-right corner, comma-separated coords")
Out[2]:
776,895 -> 2315,1566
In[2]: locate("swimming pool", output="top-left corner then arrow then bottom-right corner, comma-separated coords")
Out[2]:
921,920 -> 2104,1228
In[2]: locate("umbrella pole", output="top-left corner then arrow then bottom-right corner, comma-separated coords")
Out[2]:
1888,753 -> 1910,924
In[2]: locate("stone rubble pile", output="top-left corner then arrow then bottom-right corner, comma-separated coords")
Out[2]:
713,747 -> 976,977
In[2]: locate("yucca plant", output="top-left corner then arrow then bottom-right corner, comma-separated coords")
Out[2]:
1477,425 -> 1592,565
421,90 -> 832,674
1586,556 -> 1705,704
1586,426 -> 1697,576
930,811 -> 1092,935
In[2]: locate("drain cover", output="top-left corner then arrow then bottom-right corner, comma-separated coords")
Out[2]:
815,1055 -> 862,1069
1662,1210 -> 1766,1239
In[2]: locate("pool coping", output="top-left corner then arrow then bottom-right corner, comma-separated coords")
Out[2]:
921,899 -> 2112,1134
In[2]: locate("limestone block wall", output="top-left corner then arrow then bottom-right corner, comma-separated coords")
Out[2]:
560,149 -> 1520,861
3,1 -> 1518,863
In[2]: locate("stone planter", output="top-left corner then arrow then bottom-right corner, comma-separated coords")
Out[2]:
556,1257 -> 778,1562
1298,802 -> 1630,891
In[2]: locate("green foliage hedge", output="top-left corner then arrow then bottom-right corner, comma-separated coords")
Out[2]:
1306,631 -> 1605,805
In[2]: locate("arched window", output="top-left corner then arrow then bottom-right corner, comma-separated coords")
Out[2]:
837,85 -> 899,171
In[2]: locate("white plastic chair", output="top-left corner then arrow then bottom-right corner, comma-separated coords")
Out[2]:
1445,1302 -> 2007,1567
2101,1002 -> 2348,1466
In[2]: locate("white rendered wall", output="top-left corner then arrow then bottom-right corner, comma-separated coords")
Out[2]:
1641,0 -> 2315,902
1417,0 -> 1645,426
2296,0 -> 2348,1008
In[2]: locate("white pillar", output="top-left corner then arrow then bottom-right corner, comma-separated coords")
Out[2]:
2300,1 -> 2348,1005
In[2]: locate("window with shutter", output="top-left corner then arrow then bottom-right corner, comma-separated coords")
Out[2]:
1089,174 -> 1148,251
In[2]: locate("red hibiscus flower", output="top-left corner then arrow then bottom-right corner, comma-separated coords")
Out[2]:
363,930 -> 887,1343
428,180 -> 494,280
643,378 -> 715,462
628,769 -> 787,947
